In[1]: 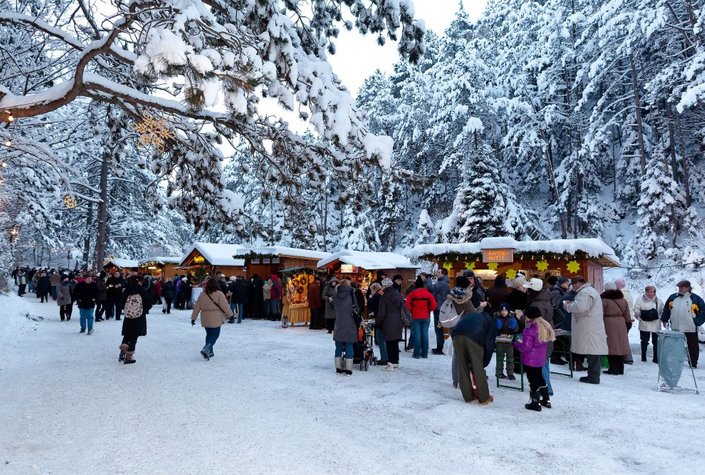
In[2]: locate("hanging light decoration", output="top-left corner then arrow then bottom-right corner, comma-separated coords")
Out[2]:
63,194 -> 78,209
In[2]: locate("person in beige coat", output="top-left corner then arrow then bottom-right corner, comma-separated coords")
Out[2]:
564,276 -> 608,384
601,281 -> 631,375
633,285 -> 663,363
191,278 -> 231,360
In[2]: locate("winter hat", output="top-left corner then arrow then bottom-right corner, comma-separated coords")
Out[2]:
369,283 -> 382,293
456,275 -> 470,288
381,278 -> 394,288
677,280 -> 692,289
512,275 -> 527,289
498,303 -> 511,313
522,278 -> 543,292
556,277 -> 570,285
462,270 -> 475,278
604,280 -> 617,291
525,306 -> 542,320
615,278 -> 626,290
450,287 -> 467,299
392,274 -> 403,282
230,276 -> 236,281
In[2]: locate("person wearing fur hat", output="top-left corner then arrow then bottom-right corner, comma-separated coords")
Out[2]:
601,281 -> 631,375
376,278 -> 404,370
513,306 -> 556,411
494,303 -> 519,380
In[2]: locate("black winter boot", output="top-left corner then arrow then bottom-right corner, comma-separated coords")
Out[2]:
641,341 -> 648,362
525,392 -> 542,412
652,339 -> 658,364
539,386 -> 551,408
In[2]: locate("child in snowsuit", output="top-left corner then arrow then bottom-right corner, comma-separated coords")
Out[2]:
494,303 -> 519,380
513,305 -> 556,411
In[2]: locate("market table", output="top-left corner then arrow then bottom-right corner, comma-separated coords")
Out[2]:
287,303 -> 310,326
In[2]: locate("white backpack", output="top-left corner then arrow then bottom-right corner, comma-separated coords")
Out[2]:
439,298 -> 462,328
124,294 -> 144,319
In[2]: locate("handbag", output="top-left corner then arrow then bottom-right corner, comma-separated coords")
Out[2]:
351,294 -> 362,326
400,301 -> 412,327
640,308 -> 659,322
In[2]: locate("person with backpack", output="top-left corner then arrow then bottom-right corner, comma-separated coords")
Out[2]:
191,278 -> 231,360
633,285 -> 663,363
513,306 -> 556,411
406,277 -> 437,359
119,276 -> 152,364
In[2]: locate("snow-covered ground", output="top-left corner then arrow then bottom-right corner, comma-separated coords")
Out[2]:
1,290 -> 704,474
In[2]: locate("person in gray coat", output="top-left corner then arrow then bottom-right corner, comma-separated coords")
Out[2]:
57,275 -> 73,322
428,268 -> 451,355
376,278 -> 404,371
323,277 -> 339,334
333,279 -> 359,375
564,276 -> 608,384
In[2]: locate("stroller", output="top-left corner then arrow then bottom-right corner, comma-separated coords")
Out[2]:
353,319 -> 377,371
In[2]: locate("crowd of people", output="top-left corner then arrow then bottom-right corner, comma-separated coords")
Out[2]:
11,264 -> 705,410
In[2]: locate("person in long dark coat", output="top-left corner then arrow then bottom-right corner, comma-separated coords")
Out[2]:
376,278 -> 403,370
250,274 -> 264,319
322,277 -> 339,333
119,276 -> 152,364
333,279 -> 358,375
307,278 -> 324,330
161,279 -> 175,314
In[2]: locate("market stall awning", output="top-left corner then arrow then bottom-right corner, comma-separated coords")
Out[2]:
317,250 -> 420,270
104,257 -> 139,269
179,242 -> 246,266
138,256 -> 181,266
406,237 -> 621,267
233,246 -> 331,261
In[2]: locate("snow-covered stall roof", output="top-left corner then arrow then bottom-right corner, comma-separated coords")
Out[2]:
138,256 -> 181,266
180,243 -> 246,267
318,250 -> 420,270
407,238 -> 621,267
233,246 -> 331,261
104,258 -> 139,269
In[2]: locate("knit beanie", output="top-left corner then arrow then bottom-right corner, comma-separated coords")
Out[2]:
456,275 -> 470,288
525,306 -> 541,320
450,287 -> 467,299
381,278 -> 394,288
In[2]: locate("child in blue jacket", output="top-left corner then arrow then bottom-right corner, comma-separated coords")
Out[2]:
494,303 -> 519,380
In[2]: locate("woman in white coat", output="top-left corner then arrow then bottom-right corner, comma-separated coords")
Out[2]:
633,285 -> 663,363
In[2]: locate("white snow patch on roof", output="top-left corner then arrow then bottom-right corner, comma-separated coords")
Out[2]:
318,250 -> 420,270
105,258 -> 139,268
180,242 -> 246,266
237,246 -> 331,261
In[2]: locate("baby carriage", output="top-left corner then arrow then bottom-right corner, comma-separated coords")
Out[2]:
353,319 -> 377,371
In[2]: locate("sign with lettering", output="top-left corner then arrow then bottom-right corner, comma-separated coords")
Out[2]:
482,248 -> 514,263
340,264 -> 355,274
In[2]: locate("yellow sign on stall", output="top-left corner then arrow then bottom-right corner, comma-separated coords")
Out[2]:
482,248 -> 514,263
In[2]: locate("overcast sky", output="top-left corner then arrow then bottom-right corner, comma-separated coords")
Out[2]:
328,0 -> 487,95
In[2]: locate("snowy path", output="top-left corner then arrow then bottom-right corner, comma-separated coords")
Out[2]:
1,292 -> 704,474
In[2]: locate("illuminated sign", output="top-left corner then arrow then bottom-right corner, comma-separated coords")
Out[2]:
340,264 -> 355,273
192,255 -> 205,264
482,248 -> 514,263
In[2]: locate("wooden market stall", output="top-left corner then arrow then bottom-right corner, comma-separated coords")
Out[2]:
179,242 -> 247,283
233,246 -> 332,326
103,257 -> 139,274
138,256 -> 181,279
317,250 -> 420,293
407,237 -> 620,292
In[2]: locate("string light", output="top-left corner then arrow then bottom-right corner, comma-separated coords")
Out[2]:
1,162 -> 7,168
3,140 -> 10,147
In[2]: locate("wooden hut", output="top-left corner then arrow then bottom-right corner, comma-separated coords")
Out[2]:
233,246 -> 331,326
103,257 -> 139,274
138,256 -> 181,279
179,242 -> 247,283
317,250 -> 420,292
407,237 -> 620,292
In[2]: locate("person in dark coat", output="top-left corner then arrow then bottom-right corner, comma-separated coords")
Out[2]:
428,268 -> 451,355
37,272 -> 51,303
376,278 -> 404,370
307,278 -> 324,330
119,276 -> 152,364
249,274 -> 264,319
507,276 -> 529,314
105,271 -> 126,320
322,277 -> 339,333
486,274 -> 511,313
333,279 -> 359,375
367,283 -> 387,364
549,277 -> 572,365
452,311 -> 497,405
232,276 -> 247,323
352,281 -> 366,317
73,274 -> 99,334
161,279 -> 175,314
94,272 -> 108,322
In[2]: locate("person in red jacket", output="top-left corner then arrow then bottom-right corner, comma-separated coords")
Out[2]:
406,277 -> 438,359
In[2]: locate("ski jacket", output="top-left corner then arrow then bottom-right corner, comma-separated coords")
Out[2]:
405,287 -> 437,319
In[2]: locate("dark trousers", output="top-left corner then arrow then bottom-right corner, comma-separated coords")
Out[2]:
18,284 -> 26,296
525,365 -> 546,394
640,331 -> 658,362
106,299 -> 123,319
607,355 -> 624,374
386,339 -> 400,364
164,298 -> 172,313
453,335 -> 490,403
121,334 -> 139,352
59,304 -> 73,321
325,318 -> 335,332
586,355 -> 601,383
309,307 -> 324,329
685,332 -> 699,367
95,301 -> 106,319
433,310 -> 444,351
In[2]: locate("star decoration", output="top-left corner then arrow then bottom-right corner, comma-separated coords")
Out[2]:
443,261 -> 453,271
464,261 -> 476,270
487,262 -> 498,271
63,194 -> 77,209
506,269 -> 518,280
566,260 -> 581,274
132,113 -> 174,152
536,260 -> 549,272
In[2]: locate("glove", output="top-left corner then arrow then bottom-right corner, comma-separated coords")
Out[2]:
191,319 -> 195,326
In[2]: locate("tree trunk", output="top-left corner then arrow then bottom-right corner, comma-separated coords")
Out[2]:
82,201 -> 93,269
94,114 -> 113,270
629,54 -> 647,175
543,134 -> 567,238
675,111 -> 692,206
666,100 -> 679,180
